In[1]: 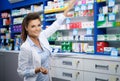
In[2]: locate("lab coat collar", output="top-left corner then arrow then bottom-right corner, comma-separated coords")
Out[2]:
26,36 -> 36,47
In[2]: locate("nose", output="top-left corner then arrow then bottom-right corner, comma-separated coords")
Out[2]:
36,26 -> 41,31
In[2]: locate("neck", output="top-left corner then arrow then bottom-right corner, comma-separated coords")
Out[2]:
30,36 -> 38,42
29,36 -> 41,48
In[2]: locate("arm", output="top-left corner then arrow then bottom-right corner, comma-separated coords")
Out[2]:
17,47 -> 48,78
63,0 -> 76,17
17,47 -> 35,78
42,0 -> 76,38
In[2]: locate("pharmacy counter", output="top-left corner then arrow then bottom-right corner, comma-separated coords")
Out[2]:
0,51 -> 22,81
50,53 -> 120,81
1,51 -> 120,81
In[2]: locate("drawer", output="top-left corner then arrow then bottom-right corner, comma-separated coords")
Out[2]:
84,72 -> 120,81
50,57 -> 83,70
49,67 -> 84,81
83,59 -> 120,75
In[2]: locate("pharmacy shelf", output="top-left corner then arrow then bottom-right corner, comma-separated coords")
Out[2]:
44,7 -> 67,14
0,1 -> 44,50
0,0 -> 119,55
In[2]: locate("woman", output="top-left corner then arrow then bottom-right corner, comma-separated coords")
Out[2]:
17,0 -> 76,81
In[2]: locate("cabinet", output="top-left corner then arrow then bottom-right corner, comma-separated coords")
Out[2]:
84,72 -> 120,81
50,67 -> 84,81
0,51 -> 22,81
44,0 -> 120,56
11,2 -> 43,35
0,10 -> 11,50
0,52 -> 4,81
50,54 -> 120,81
96,0 -> 120,56
50,57 -> 83,70
83,59 -> 120,75
4,52 -> 22,81
45,0 -> 95,54
0,0 -> 120,56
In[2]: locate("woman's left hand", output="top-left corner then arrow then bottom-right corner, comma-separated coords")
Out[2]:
40,67 -> 48,74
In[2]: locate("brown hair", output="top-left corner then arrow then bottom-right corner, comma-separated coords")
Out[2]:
21,12 -> 41,42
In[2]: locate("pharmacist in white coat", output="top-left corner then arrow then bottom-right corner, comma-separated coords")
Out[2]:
17,0 -> 76,81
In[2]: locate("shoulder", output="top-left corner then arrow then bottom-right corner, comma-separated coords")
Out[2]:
39,31 -> 47,39
21,41 -> 29,48
19,42 -> 32,58
20,41 -> 31,52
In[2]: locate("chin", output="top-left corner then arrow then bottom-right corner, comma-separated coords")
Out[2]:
34,34 -> 39,36
36,35 -> 40,37
29,34 -> 39,38
34,35 -> 39,37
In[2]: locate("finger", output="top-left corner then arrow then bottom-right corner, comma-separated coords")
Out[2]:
44,69 -> 48,74
42,69 -> 48,74
39,67 -> 44,72
40,67 -> 48,74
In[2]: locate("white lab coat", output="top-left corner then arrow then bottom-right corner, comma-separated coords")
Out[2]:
17,14 -> 66,81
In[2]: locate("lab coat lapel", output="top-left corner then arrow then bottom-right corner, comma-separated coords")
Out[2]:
31,47 -> 41,67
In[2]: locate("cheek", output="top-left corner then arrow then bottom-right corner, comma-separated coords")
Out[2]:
37,27 -> 41,32
39,28 -> 42,32
27,29 -> 34,35
39,27 -> 42,32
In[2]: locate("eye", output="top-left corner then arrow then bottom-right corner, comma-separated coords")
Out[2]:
38,24 -> 41,27
31,25 -> 35,28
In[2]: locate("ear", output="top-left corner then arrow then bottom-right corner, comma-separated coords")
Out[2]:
25,26 -> 28,31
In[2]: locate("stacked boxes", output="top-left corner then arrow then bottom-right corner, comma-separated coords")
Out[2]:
97,42 -> 109,52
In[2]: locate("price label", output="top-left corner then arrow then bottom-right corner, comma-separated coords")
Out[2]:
108,13 -> 115,21
1,39 -> 4,43
87,0 -> 94,4
6,39 -> 9,43
111,48 -> 118,56
87,28 -> 92,35
87,3 -> 93,10
81,4 -> 87,11
78,0 -> 82,5
82,0 -> 86,4
73,29 -> 78,35
103,6 -> 108,14
98,14 -> 105,21
75,6 -> 80,11
66,18 -> 71,24
108,0 -> 115,7
113,5 -> 119,13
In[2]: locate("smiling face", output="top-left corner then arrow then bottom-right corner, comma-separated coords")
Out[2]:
26,19 -> 42,38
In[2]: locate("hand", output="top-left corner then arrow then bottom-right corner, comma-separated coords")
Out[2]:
35,67 -> 48,74
63,0 -> 76,17
39,67 -> 48,74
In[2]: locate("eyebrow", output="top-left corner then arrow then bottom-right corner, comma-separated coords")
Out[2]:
31,25 -> 35,27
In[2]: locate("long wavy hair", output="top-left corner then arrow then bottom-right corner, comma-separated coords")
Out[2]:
21,12 -> 41,42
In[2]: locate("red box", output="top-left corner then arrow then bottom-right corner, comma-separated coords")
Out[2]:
97,42 -> 109,52
69,22 -> 82,29
76,22 -> 82,28
69,23 -> 74,29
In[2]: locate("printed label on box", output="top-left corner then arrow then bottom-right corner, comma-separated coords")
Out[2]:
87,3 -> 93,10
108,0 -> 115,7
98,14 -> 105,21
108,13 -> 116,21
